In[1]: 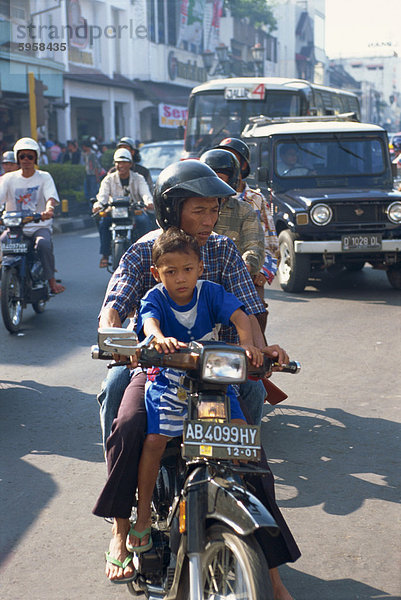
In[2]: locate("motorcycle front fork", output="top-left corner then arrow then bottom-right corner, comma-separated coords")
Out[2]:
188,554 -> 203,600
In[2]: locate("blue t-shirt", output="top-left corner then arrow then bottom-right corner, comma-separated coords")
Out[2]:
137,279 -> 244,343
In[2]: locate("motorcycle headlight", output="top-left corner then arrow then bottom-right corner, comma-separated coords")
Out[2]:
3,216 -> 23,227
111,206 -> 129,219
201,348 -> 247,384
310,203 -> 333,226
386,201 -> 401,223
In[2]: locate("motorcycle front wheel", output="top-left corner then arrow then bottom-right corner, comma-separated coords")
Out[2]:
112,239 -> 129,271
1,267 -> 23,333
200,524 -> 273,600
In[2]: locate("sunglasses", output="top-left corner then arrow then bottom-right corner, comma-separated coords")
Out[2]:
19,153 -> 36,160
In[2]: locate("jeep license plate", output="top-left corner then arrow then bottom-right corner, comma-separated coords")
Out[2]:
182,420 -> 261,461
342,233 -> 382,252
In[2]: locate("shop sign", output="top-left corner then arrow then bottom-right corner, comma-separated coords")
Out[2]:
158,103 -> 188,128
168,51 -> 207,84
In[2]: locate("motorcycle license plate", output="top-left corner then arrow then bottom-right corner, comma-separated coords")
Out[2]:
1,241 -> 29,254
183,420 -> 261,461
341,233 -> 382,251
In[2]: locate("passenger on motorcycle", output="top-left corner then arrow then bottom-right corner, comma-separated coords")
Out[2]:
92,148 -> 154,268
1,151 -> 19,175
93,160 -> 299,599
0,137 -> 65,294
114,136 -> 153,192
214,138 -> 280,331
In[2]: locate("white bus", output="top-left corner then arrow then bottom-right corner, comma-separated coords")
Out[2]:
184,77 -> 361,156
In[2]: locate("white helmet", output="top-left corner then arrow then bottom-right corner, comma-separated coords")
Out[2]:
113,148 -> 132,163
13,137 -> 40,161
2,151 -> 17,164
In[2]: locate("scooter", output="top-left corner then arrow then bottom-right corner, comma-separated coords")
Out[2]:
0,210 -> 50,333
92,328 -> 300,599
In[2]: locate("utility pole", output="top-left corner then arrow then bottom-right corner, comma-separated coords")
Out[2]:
28,72 -> 37,140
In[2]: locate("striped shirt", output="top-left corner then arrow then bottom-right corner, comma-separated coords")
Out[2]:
102,229 -> 266,343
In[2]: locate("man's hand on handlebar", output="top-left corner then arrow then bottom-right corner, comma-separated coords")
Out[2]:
262,344 -> 290,371
152,335 -> 187,355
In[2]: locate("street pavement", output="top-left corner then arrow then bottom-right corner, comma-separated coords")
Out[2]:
0,225 -> 400,600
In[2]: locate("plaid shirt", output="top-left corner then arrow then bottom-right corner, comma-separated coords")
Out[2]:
214,197 -> 265,276
102,230 -> 266,343
238,183 -> 279,284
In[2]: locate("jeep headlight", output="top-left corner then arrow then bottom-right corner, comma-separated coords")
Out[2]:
310,203 -> 332,226
201,349 -> 247,384
386,201 -> 401,223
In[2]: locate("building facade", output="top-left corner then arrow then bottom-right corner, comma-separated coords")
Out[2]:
1,0 -> 330,147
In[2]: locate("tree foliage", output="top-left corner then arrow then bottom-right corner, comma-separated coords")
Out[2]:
224,0 -> 277,30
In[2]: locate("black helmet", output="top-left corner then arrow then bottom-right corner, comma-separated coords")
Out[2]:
214,137 -> 250,178
154,159 -> 236,230
392,135 -> 401,151
199,148 -> 240,190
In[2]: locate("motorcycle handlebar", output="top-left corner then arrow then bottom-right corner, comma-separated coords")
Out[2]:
90,344 -> 301,376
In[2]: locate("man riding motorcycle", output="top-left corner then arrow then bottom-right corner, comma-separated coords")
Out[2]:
92,148 -> 155,268
0,137 -> 65,294
93,160 -> 299,599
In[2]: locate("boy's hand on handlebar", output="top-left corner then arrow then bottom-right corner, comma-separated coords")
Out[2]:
262,344 -> 290,370
152,336 -> 187,354
243,344 -> 264,367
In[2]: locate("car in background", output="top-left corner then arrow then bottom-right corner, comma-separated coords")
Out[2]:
243,116 -> 401,292
139,140 -> 184,183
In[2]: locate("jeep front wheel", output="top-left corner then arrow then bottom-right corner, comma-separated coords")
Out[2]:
386,264 -> 401,290
278,230 -> 310,293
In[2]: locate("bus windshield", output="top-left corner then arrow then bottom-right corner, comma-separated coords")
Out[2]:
185,91 -> 301,154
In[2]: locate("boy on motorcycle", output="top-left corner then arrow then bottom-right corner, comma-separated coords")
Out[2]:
124,227 -> 262,556
92,148 -> 154,268
0,137 -> 65,294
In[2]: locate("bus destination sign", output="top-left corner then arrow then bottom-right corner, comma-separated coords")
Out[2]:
224,84 -> 265,100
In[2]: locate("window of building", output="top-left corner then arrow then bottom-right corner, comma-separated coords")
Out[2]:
157,0 -> 165,44
147,0 -> 156,42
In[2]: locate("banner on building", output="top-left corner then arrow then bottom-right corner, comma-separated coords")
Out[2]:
158,103 -> 188,128
177,0 -> 205,54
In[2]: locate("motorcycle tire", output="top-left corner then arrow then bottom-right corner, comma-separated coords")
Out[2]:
1,267 -> 23,333
112,239 -> 129,271
176,524 -> 273,600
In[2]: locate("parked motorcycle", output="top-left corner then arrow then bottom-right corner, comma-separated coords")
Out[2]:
0,210 -> 50,333
94,196 -> 154,273
92,328 -> 300,600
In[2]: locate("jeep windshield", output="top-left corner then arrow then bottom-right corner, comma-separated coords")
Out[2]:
275,136 -> 386,180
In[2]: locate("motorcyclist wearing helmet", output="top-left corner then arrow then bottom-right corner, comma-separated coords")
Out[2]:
92,148 -> 154,268
114,136 -> 153,191
93,160 -> 300,598
1,151 -> 19,175
0,137 -> 65,294
200,148 -> 265,278
215,138 -> 279,331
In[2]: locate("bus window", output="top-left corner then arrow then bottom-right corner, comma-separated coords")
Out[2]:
313,92 -> 325,116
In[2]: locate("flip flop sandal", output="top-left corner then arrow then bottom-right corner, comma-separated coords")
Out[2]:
126,526 -> 153,554
99,258 -> 109,268
105,551 -> 136,584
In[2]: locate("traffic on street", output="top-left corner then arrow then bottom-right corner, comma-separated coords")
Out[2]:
1,225 -> 400,599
